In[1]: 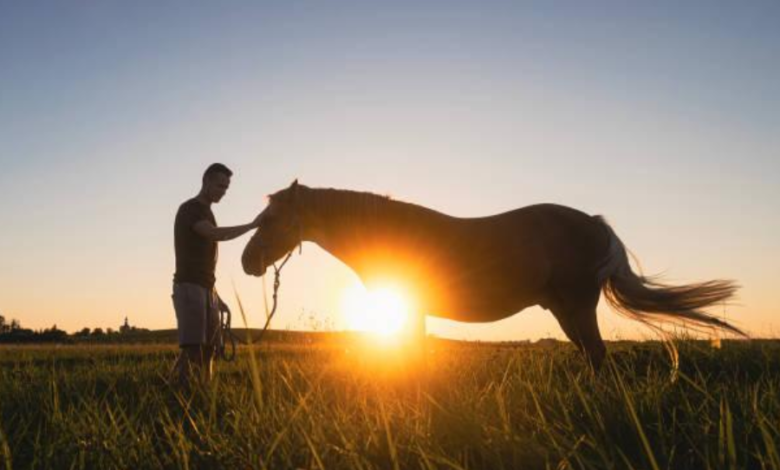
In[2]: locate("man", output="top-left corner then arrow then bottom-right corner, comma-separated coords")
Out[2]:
171,163 -> 263,387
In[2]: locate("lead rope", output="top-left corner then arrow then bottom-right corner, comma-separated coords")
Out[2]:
216,250 -> 293,362
224,218 -> 303,356
218,238 -> 302,361
254,218 -> 304,344
253,245 -> 297,345
216,297 -> 238,361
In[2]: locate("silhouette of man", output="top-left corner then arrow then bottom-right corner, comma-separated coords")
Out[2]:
171,163 -> 262,387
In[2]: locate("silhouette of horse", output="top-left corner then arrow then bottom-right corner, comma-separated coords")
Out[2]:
242,180 -> 742,369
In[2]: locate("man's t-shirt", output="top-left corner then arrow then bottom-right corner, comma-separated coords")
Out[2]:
173,198 -> 217,288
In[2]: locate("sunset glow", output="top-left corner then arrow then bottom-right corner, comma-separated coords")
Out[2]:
0,2 -> 776,341
342,282 -> 410,337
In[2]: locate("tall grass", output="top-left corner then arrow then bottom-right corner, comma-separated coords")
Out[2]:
1,340 -> 779,469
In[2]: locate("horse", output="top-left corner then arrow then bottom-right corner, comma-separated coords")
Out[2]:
242,180 -> 743,369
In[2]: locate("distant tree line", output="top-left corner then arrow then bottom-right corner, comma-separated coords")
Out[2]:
0,314 -> 149,344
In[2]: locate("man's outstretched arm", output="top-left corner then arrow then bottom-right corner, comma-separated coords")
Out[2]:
193,212 -> 263,242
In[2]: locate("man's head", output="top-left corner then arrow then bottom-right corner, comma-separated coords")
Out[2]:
200,163 -> 233,203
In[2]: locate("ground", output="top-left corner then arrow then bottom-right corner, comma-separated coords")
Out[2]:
1,338 -> 779,469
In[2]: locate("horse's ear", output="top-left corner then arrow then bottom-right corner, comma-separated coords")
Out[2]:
282,179 -> 299,205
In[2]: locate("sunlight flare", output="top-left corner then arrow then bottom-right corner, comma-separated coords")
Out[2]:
341,282 -> 410,337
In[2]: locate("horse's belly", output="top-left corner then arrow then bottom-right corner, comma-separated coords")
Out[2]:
424,281 -> 543,323
421,249 -> 549,322
428,301 -> 535,323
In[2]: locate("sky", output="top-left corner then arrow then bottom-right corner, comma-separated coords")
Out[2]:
1,1 -> 778,341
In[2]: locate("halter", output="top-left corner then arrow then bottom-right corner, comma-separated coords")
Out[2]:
251,207 -> 304,345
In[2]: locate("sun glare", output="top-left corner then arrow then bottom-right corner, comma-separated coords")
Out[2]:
342,282 -> 410,337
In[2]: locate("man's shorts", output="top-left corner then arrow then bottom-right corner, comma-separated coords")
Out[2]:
172,282 -> 220,347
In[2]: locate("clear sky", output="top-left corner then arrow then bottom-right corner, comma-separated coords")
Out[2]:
1,1 -> 778,341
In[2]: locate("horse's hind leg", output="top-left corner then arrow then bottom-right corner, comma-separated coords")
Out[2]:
550,288 -> 606,370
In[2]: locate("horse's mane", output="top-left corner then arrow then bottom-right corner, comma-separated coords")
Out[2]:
301,187 -> 400,223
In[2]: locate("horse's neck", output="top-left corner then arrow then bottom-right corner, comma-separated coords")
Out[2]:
304,189 -> 373,230
302,190 -> 400,251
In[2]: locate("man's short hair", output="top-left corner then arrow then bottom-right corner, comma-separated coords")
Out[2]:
203,163 -> 233,184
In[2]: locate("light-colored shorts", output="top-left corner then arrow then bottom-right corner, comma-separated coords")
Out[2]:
172,282 -> 220,347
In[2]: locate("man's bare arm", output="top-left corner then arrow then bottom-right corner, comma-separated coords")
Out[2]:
193,212 -> 263,242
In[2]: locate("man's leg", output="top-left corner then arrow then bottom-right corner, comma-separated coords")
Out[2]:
201,288 -> 221,384
172,282 -> 211,388
178,345 -> 202,386
202,345 -> 214,383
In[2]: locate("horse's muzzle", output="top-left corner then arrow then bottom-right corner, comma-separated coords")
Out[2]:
241,244 -> 267,277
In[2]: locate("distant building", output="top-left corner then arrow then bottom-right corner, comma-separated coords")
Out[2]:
120,317 -> 131,334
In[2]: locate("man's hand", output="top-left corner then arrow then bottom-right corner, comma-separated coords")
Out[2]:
217,295 -> 231,313
251,209 -> 267,228
194,219 -> 261,242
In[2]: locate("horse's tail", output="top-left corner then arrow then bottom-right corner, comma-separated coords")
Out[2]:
593,216 -> 745,337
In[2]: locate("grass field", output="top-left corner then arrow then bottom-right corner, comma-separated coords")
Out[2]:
1,338 -> 779,469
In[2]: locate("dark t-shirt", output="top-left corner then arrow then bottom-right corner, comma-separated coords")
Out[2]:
173,198 -> 217,288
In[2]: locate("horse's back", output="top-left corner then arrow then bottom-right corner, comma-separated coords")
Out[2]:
418,203 -> 606,321
451,203 -> 600,249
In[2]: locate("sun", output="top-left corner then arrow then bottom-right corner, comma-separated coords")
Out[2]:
341,282 -> 410,337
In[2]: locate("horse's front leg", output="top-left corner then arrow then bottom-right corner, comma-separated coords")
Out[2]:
405,311 -> 427,368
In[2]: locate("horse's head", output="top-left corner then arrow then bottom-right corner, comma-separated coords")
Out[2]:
242,179 -> 303,277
